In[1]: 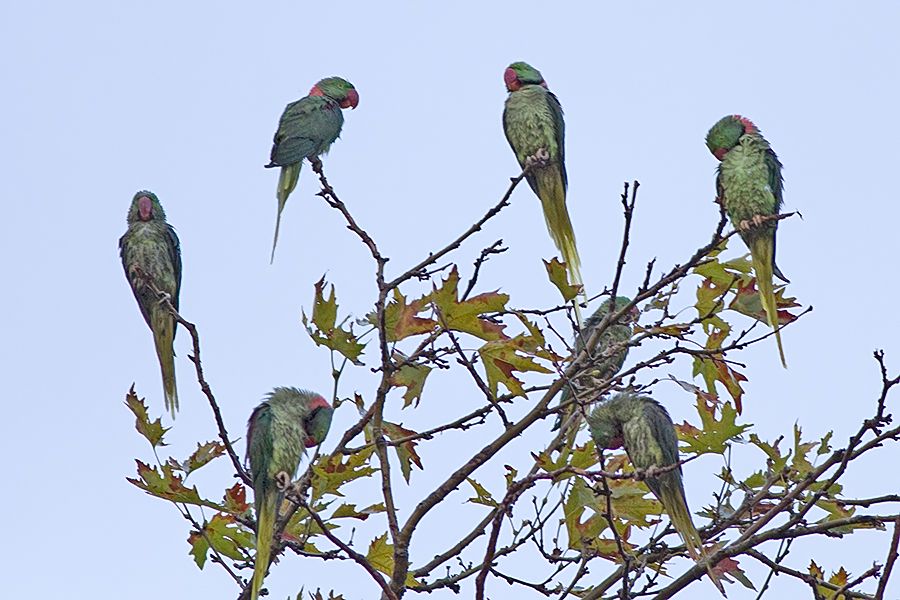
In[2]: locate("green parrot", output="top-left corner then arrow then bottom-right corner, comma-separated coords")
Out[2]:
587,392 -> 723,593
503,62 -> 584,322
706,115 -> 788,368
554,296 -> 638,433
246,388 -> 334,600
265,77 -> 359,262
119,191 -> 182,417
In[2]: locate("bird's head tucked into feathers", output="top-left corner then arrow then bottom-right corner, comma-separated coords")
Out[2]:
504,61 -> 548,92
586,405 -> 624,450
706,115 -> 758,160
127,190 -> 166,224
303,395 -> 334,448
310,77 -> 359,109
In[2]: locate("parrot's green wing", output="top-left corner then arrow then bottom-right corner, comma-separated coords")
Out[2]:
546,90 -> 567,190
764,148 -> 789,283
268,97 -> 344,167
247,402 -> 275,509
166,224 -> 182,312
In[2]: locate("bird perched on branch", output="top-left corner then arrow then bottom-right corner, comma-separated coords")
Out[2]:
247,388 -> 334,600
266,76 -> 359,262
706,115 -> 789,368
587,392 -> 724,594
119,190 -> 182,417
554,296 -> 638,435
502,61 -> 584,323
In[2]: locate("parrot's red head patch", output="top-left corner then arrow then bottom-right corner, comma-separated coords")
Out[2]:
504,68 -> 521,91
138,195 -> 153,221
309,395 -> 331,411
713,147 -> 728,161
309,85 -> 324,97
735,115 -> 758,134
341,88 -> 359,109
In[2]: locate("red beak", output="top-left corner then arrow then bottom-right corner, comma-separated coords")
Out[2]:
341,88 -> 359,109
713,148 -> 728,161
304,435 -> 319,448
138,196 -> 153,221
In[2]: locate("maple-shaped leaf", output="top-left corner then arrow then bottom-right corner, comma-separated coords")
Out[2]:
124,386 -> 168,448
128,460 -> 223,509
311,447 -> 377,500
388,357 -> 432,408
222,483 -> 250,515
431,266 -> 508,341
465,477 -> 498,507
711,556 -> 756,590
478,314 -> 560,398
331,502 -> 386,520
382,421 -> 423,483
366,534 -> 420,586
679,396 -> 751,455
692,355 -> 747,413
175,441 -> 226,477
543,257 -> 582,302
282,501 -> 335,543
729,279 -> 800,326
380,289 -> 438,342
187,513 -> 254,569
302,277 -> 365,364
790,424 -> 819,478
749,433 -> 789,473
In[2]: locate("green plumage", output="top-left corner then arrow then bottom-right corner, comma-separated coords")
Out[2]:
120,191 -> 182,417
587,392 -> 723,593
503,62 -> 584,323
707,115 -> 788,367
266,77 -> 358,262
246,388 -> 334,600
554,296 -> 637,433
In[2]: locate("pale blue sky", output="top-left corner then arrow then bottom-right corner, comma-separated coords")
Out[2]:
3,2 -> 899,599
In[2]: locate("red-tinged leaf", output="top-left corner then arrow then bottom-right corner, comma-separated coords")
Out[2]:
543,257 -> 581,302
383,421 -> 423,483
127,460 -> 223,509
634,323 -> 691,338
179,441 -> 226,476
388,357 -> 432,408
478,314 -> 560,398
712,358 -> 747,413
729,279 -> 800,325
222,483 -> 250,515
431,266 -> 508,341
712,556 -> 756,590
302,277 -> 365,364
381,289 -> 438,342
124,385 -> 169,448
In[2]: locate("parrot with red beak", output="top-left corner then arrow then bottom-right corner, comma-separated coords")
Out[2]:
246,388 -> 334,600
266,76 -> 359,262
119,190 -> 182,417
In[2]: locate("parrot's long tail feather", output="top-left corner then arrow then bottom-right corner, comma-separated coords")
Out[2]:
251,495 -> 277,600
271,163 -> 301,263
750,237 -> 787,368
151,307 -> 178,418
662,483 -> 725,595
536,167 -> 584,326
